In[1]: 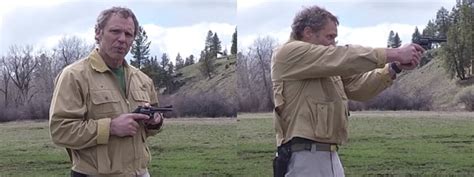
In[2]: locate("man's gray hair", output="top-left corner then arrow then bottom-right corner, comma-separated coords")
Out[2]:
291,5 -> 339,40
94,6 -> 139,43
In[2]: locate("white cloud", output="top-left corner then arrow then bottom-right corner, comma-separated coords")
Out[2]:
0,0 -> 67,15
237,0 -> 267,10
239,27 -> 290,51
143,22 -> 236,62
40,29 -> 95,51
338,23 -> 424,47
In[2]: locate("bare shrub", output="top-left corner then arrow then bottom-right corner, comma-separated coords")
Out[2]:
455,86 -> 474,111
348,100 -> 365,111
160,92 -> 237,118
363,85 -> 432,111
0,107 -> 18,122
27,95 -> 51,120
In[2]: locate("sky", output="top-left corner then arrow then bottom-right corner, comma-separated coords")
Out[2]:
0,0 -> 236,62
1,0 -> 458,62
238,0 -> 457,50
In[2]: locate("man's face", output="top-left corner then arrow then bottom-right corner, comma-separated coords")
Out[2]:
303,20 -> 338,46
96,14 -> 135,61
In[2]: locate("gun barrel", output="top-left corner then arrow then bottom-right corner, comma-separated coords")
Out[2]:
150,105 -> 173,112
149,107 -> 173,112
133,105 -> 174,113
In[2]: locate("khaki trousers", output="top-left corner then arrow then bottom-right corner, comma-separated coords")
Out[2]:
285,148 -> 344,177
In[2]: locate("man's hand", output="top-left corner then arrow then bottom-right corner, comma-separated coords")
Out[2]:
141,103 -> 164,127
144,112 -> 163,126
387,43 -> 425,66
397,61 -> 417,70
110,113 -> 149,137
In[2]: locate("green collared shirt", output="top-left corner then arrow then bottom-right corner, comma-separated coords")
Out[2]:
110,66 -> 126,95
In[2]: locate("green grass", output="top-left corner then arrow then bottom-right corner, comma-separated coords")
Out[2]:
0,118 -> 238,177
1,112 -> 473,176
150,119 -> 237,177
236,111 -> 474,176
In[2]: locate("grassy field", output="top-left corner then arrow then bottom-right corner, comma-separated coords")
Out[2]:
1,111 -> 473,176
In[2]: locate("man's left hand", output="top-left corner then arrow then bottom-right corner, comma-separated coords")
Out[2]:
141,103 -> 164,126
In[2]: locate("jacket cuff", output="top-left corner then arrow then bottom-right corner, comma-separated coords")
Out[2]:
374,48 -> 387,68
380,64 -> 394,86
97,118 -> 111,144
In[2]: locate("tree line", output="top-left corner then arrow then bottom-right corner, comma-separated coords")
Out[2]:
0,27 -> 238,121
0,36 -> 93,121
131,27 -> 238,94
237,36 -> 276,112
388,0 -> 473,80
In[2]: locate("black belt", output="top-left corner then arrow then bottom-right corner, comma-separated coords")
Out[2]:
290,138 -> 338,152
71,170 -> 87,177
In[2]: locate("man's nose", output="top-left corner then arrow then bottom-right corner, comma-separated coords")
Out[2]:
118,32 -> 126,42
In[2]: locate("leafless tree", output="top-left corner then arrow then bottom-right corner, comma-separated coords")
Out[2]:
53,35 -> 93,72
0,57 -> 11,107
237,36 -> 278,112
34,52 -> 55,95
237,52 -> 259,112
3,45 -> 40,106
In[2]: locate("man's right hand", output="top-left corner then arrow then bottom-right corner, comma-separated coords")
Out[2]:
387,43 -> 425,66
110,113 -> 149,137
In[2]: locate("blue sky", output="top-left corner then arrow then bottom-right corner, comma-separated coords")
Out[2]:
238,0 -> 456,50
0,0 -> 236,61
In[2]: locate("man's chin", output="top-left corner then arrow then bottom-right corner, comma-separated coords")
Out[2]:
111,53 -> 127,60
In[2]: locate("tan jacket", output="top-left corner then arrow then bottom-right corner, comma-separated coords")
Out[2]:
49,49 -> 160,176
271,39 -> 393,146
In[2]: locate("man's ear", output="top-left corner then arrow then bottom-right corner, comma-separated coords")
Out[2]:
95,29 -> 102,43
302,27 -> 314,39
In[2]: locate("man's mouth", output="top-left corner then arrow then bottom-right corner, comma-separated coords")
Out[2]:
115,47 -> 126,53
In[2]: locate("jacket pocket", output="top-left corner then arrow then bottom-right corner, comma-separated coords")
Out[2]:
307,98 -> 334,139
131,90 -> 151,103
90,90 -> 121,116
96,144 -> 122,174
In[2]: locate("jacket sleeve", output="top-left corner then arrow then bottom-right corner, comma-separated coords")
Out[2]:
342,64 -> 393,101
49,69 -> 111,150
272,41 -> 387,81
145,78 -> 162,137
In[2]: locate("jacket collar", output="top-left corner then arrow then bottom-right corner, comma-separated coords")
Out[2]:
89,49 -> 131,73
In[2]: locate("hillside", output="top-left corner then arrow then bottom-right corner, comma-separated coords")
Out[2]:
160,55 -> 237,117
395,52 -> 465,110
173,55 -> 236,99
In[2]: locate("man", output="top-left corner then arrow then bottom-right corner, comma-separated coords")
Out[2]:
271,5 -> 424,177
49,7 -> 163,177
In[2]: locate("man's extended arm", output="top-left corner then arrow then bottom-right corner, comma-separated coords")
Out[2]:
272,41 -> 423,81
341,64 -> 393,101
272,42 -> 387,80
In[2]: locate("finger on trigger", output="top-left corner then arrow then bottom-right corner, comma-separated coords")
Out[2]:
133,114 -> 149,121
